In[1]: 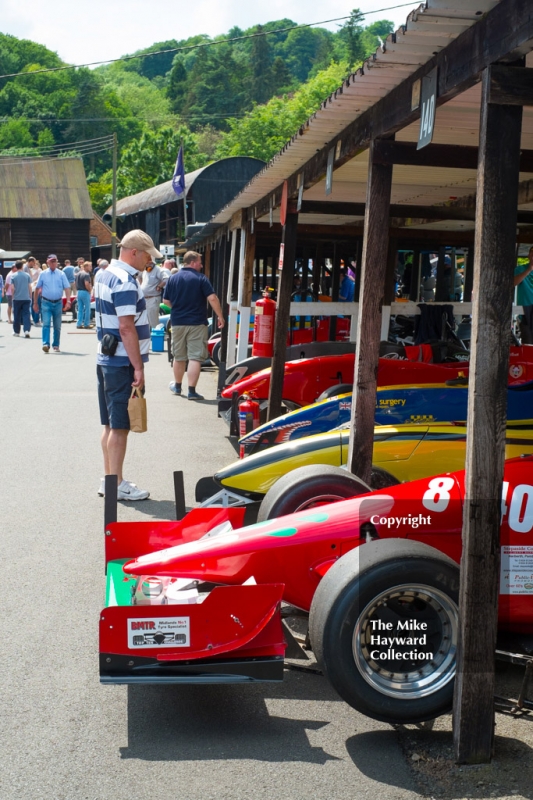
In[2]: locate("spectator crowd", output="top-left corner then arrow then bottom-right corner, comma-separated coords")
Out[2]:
1,233 -> 224,504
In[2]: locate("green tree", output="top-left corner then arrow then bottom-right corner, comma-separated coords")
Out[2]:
121,39 -> 179,81
167,57 -> 188,114
180,41 -> 247,129
281,28 -> 331,82
117,125 -> 209,197
248,26 -> 272,106
0,118 -> 33,149
361,20 -> 394,56
100,63 -> 171,126
37,128 -> 54,147
88,170 -> 113,216
215,61 -> 348,162
336,9 -> 366,68
269,56 -> 293,95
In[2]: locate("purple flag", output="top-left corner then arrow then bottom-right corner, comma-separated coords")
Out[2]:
172,145 -> 186,198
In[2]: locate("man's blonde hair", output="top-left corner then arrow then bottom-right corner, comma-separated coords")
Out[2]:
183,251 -> 201,265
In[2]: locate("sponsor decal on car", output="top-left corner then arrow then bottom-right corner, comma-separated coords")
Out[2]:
127,617 -> 190,648
500,546 -> 533,595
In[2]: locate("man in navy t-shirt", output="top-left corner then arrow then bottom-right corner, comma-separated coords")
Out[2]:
163,251 -> 224,400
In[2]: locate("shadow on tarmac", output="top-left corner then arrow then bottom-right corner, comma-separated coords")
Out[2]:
120,498 -> 190,519
346,730 -> 415,791
53,351 -> 89,357
120,672 -> 342,763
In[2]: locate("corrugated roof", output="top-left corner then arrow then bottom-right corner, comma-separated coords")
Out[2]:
0,157 -> 92,219
210,0 -> 503,226
114,166 -> 207,216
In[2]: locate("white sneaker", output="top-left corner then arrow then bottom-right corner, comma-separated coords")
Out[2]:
24,332 -> 30,338
12,332 -> 19,337
98,477 -> 105,497
118,480 -> 150,501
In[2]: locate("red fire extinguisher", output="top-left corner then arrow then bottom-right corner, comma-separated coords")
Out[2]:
252,287 -> 276,357
238,392 -> 260,458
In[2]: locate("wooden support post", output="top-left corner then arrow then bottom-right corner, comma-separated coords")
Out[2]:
313,243 -> 323,298
329,243 -> 339,340
203,245 -> 211,281
237,225 -> 256,363
464,244 -> 474,302
267,209 -> 298,420
435,246 -> 447,301
381,238 -> 398,340
354,238 -> 363,301
225,230 -> 239,368
453,66 -> 523,765
408,248 -> 420,301
173,471 -> 186,520
104,475 -> 118,531
347,140 -> 393,484
217,236 -> 232,395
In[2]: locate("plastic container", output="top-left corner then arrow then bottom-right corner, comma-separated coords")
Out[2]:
151,328 -> 165,352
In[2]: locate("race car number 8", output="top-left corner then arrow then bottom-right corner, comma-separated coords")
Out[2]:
422,477 -> 455,512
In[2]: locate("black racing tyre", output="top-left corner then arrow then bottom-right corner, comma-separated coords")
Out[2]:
309,539 -> 459,724
316,384 -> 353,402
257,464 -> 371,522
369,467 -> 400,490
211,340 -> 221,367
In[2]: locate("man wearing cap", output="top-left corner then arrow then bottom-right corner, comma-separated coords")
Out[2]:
94,229 -> 161,501
34,255 -> 72,353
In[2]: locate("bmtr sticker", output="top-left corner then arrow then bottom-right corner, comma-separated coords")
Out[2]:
127,617 -> 190,648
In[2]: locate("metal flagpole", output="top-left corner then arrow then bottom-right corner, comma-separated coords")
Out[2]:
181,139 -> 187,242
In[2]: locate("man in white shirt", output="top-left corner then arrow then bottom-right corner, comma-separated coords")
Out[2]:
141,261 -> 169,329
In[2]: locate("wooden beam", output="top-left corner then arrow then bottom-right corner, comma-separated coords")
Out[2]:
251,0 -> 533,220
453,67 -> 523,765
347,141 -> 393,485
373,141 -> 479,169
373,140 -> 533,173
254,221 -> 477,246
300,201 -> 366,216
267,211 -> 298,420
242,225 -> 256,307
229,209 -> 245,232
489,65 -> 533,106
300,200 -> 533,224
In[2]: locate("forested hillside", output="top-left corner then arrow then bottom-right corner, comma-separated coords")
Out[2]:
0,12 -> 393,213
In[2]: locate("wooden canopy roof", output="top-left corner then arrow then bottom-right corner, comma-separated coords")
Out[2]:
193,0 -> 533,242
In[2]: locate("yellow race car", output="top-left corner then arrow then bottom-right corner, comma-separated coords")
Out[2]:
196,422 -> 533,508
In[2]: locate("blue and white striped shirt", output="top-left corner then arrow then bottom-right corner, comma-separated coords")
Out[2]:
94,259 -> 150,367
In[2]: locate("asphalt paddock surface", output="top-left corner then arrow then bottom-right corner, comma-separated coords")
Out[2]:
1,318 -> 532,799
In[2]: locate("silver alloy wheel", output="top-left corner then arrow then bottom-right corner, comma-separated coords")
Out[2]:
352,583 -> 458,700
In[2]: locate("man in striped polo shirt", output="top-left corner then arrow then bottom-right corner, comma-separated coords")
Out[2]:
94,230 -> 162,501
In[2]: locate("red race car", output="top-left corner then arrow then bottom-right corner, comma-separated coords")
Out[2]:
100,456 -> 533,724
219,346 -> 533,418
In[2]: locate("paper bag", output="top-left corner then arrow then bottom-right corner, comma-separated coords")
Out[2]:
128,388 -> 147,433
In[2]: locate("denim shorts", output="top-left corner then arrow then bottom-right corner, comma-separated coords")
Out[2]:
97,364 -> 134,429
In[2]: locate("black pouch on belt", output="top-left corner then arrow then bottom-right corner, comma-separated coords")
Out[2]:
101,333 -> 119,356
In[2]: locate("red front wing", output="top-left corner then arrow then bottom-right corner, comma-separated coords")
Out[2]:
101,457 -> 533,683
